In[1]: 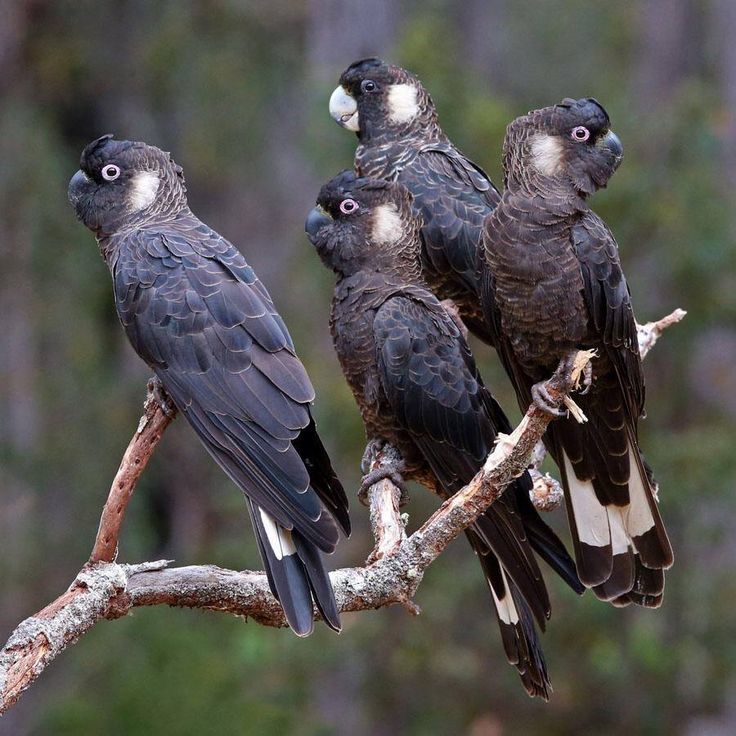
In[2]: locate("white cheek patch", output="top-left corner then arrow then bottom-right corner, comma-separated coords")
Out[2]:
530,134 -> 564,176
128,171 -> 160,211
372,203 -> 403,245
387,83 -> 420,125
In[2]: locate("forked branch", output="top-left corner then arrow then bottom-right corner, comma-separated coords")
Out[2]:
0,309 -> 684,715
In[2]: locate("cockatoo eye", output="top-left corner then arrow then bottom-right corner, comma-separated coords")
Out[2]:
571,126 -> 590,142
101,164 -> 121,181
361,80 -> 377,93
339,198 -> 359,214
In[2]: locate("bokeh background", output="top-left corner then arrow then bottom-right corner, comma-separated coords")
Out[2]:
1,1 -> 735,734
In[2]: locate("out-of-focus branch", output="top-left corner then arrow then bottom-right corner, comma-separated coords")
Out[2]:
0,308 -> 683,715
637,308 -> 686,359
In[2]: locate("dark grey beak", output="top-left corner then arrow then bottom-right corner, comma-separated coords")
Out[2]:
305,206 -> 333,240
68,169 -> 91,207
601,130 -> 623,163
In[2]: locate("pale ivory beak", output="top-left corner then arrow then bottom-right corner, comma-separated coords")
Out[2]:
329,86 -> 359,132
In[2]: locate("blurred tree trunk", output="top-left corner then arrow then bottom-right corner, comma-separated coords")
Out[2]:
305,0 -> 402,81
714,0 -> 736,192
0,0 -> 24,96
634,0 -> 695,107
457,0 -> 510,95
0,8 -> 44,735
0,222 -> 40,454
0,1 -> 40,454
632,0 -> 699,159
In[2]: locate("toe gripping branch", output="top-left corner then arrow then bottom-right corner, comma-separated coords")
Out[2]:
359,441 -> 409,506
147,375 -> 177,419
531,349 -> 596,424
0,315 -> 684,717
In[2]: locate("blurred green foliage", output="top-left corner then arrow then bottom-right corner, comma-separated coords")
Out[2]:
1,1 -> 735,734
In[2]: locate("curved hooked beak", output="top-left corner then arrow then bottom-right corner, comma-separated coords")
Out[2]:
68,169 -> 92,206
600,130 -> 623,167
329,86 -> 359,132
305,206 -> 333,240
68,169 -> 95,220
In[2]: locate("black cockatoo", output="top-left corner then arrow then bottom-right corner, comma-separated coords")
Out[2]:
68,135 -> 350,635
481,99 -> 673,606
329,58 -> 500,343
306,170 -> 583,699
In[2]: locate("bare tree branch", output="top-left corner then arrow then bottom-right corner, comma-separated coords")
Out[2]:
637,308 -> 687,359
89,385 -> 177,564
364,446 -> 407,564
0,309 -> 684,715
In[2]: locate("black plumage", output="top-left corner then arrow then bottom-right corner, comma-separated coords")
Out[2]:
68,136 -> 349,635
481,99 -> 673,606
329,58 -> 500,342
306,171 -> 583,699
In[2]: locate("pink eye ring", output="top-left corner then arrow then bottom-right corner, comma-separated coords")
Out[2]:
571,126 -> 590,142
340,198 -> 359,214
101,164 -> 121,181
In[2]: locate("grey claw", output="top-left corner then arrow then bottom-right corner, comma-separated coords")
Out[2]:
578,361 -> 594,394
147,375 -> 177,418
358,464 -> 409,506
360,438 -> 386,475
531,382 -> 566,417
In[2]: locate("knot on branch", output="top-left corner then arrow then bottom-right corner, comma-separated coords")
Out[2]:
77,561 -> 128,592
529,470 -> 564,512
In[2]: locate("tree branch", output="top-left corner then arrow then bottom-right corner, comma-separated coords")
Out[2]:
89,384 -> 177,564
0,309 -> 684,715
637,308 -> 687,359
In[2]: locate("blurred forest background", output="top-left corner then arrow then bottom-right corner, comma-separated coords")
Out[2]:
1,1 -> 735,734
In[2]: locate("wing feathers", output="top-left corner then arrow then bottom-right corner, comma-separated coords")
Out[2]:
113,223 -> 348,635
373,292 -> 580,695
469,529 -> 551,700
625,437 -> 673,568
251,504 -> 319,636
560,431 -> 672,602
